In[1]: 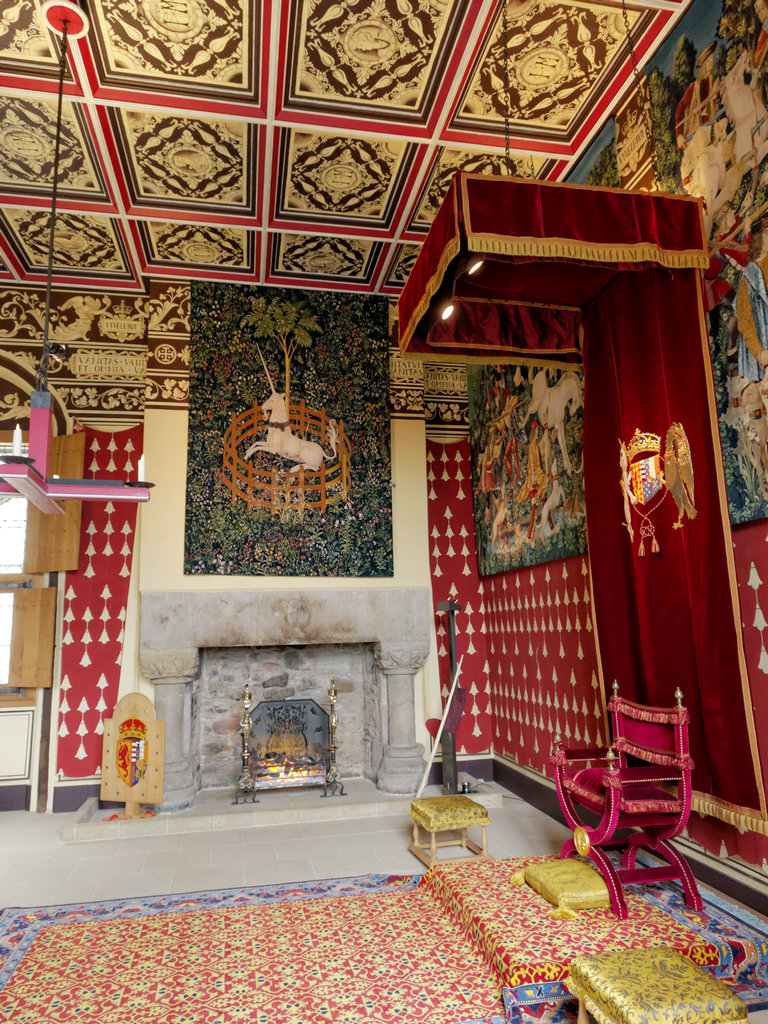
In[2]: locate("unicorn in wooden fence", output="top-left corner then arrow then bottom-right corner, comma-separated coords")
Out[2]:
244,348 -> 339,472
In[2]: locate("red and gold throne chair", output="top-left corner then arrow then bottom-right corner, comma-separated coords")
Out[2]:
551,682 -> 702,919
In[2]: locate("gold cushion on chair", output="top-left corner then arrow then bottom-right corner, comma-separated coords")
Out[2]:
409,795 -> 492,830
521,857 -> 611,913
566,948 -> 748,1024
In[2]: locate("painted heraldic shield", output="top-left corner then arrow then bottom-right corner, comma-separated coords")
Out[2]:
116,716 -> 149,788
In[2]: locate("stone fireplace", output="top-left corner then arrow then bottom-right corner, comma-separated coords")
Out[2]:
139,588 -> 431,811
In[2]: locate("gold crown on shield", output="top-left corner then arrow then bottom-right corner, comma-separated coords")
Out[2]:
624,428 -> 661,462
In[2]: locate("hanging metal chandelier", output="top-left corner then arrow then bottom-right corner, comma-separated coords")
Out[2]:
0,1 -> 153,513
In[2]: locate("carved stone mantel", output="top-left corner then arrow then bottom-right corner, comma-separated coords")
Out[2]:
140,588 -> 431,807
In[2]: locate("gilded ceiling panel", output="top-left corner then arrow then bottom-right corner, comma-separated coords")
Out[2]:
455,0 -> 638,133
288,0 -> 459,117
274,233 -> 377,280
89,0 -> 256,93
117,110 -> 250,209
386,243 -> 421,287
279,130 -> 410,225
0,97 -> 103,195
146,222 -> 251,268
410,148 -> 549,230
0,1 -> 55,66
2,209 -> 128,273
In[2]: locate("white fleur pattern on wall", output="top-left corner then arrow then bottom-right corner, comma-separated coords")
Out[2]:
484,557 -> 604,775
56,425 -> 141,778
426,440 -> 492,753
426,438 -> 604,765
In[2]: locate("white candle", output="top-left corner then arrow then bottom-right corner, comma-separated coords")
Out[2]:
12,424 -> 21,456
138,455 -> 145,481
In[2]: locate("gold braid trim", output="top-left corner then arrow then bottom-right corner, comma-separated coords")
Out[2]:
464,234 -> 709,269
692,792 -> 768,836
608,697 -> 690,725
398,236 -> 461,354
403,350 -> 580,370
613,737 -> 694,771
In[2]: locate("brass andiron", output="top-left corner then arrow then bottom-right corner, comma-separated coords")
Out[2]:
322,679 -> 346,798
233,683 -> 259,804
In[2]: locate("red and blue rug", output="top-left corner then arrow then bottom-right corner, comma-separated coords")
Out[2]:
1,857 -> 767,1024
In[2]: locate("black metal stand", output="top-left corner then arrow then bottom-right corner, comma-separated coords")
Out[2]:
437,599 -> 461,795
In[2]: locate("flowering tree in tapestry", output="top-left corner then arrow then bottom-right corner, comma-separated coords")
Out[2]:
185,282 -> 393,576
467,362 -> 587,574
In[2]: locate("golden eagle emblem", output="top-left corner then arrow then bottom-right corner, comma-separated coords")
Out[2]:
619,423 -> 696,556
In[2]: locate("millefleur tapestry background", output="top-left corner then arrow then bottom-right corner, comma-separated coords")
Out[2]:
185,283 -> 393,576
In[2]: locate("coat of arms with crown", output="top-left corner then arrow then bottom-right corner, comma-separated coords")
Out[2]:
619,423 -> 697,556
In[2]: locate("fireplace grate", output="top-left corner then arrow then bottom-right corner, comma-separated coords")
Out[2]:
249,699 -> 328,790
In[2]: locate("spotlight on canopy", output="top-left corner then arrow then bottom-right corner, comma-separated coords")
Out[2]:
396,172 -> 709,365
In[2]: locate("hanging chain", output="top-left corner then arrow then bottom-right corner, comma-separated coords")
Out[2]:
502,0 -> 511,175
35,21 -> 69,391
622,0 -> 660,187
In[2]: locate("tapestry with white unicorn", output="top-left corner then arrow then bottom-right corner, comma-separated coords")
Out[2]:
185,283 -> 393,576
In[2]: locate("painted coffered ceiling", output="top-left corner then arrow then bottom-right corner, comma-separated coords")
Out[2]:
0,0 -> 692,297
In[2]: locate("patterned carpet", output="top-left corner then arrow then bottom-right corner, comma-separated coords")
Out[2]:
1,857 -> 767,1024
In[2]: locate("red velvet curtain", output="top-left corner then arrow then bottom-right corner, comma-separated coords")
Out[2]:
581,267 -> 763,815
398,172 -> 765,826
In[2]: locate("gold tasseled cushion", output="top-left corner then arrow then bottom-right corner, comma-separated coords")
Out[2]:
517,857 -> 611,915
409,795 -> 492,830
566,948 -> 748,1024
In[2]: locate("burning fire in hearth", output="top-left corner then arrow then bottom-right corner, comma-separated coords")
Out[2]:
250,699 -> 329,791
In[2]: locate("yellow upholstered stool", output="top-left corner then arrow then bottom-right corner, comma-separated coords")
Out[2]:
566,948 -> 748,1024
408,795 -> 492,869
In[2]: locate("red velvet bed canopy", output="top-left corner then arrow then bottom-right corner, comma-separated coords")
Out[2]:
399,171 -> 767,833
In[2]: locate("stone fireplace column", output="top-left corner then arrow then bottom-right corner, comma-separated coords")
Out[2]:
139,647 -> 200,812
374,642 -> 428,795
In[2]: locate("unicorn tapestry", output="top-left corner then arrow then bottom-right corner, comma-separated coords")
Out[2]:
467,362 -> 588,575
184,282 -> 393,576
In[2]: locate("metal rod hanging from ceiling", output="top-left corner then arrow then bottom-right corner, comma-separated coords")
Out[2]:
35,19 -> 70,393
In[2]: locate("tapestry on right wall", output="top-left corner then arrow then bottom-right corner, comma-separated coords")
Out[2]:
467,362 -> 587,575
568,0 -> 768,525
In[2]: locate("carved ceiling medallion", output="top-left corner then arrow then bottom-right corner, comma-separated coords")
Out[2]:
4,209 -> 127,273
411,148 -> 546,228
275,233 -> 374,278
281,131 -> 407,223
457,0 -> 636,132
147,223 -> 249,267
294,0 -> 450,111
0,98 -> 101,192
91,0 -> 253,90
119,111 -> 248,206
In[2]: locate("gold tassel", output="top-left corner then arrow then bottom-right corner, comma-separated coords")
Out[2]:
651,536 -> 660,554
550,906 -> 579,920
638,537 -> 645,557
